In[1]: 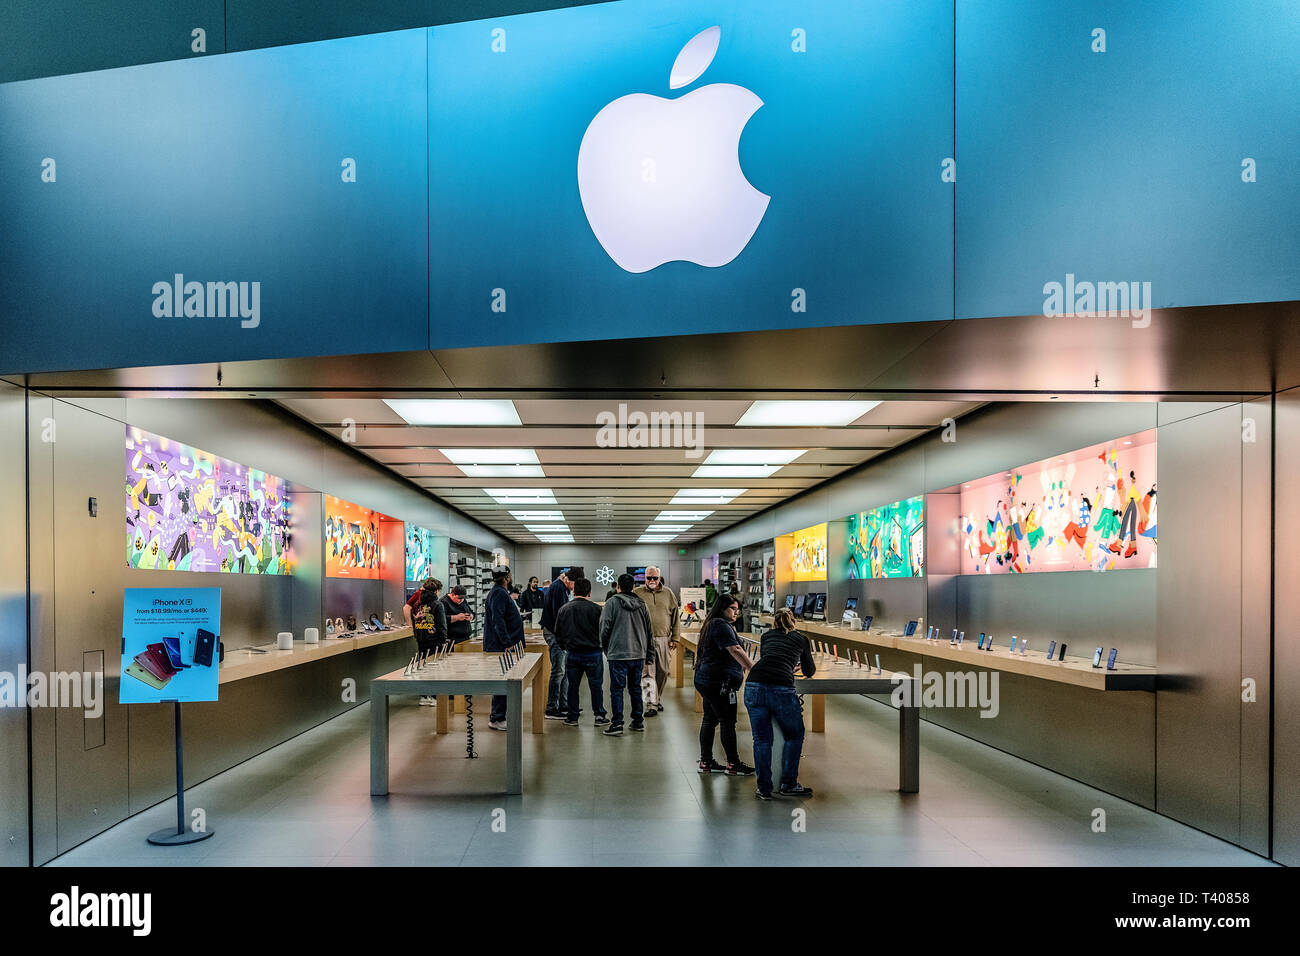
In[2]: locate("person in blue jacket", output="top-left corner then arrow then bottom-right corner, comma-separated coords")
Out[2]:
538,571 -> 575,719
484,569 -> 525,731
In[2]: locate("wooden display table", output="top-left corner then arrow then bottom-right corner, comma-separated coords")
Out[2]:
370,652 -> 545,796
220,626 -> 414,684
759,617 -> 1155,692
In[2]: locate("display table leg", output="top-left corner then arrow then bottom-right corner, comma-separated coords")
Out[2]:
899,704 -> 920,794
674,646 -> 683,688
436,696 -> 450,734
811,694 -> 826,733
531,660 -> 546,735
370,691 -> 390,796
506,681 -> 524,794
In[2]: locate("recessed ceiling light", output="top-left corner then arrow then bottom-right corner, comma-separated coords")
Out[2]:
525,524 -> 570,533
671,489 -> 744,504
509,510 -> 564,521
691,465 -> 781,479
384,399 -> 521,425
638,534 -> 677,543
484,488 -> 557,504
736,401 -> 879,427
702,449 -> 806,465
646,524 -> 692,533
536,534 -> 575,543
459,464 -> 545,478
656,510 -> 714,521
440,448 -> 538,465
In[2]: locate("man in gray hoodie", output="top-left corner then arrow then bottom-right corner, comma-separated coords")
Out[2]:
598,573 -> 654,736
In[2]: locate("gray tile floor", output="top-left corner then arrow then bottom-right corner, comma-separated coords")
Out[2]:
47,682 -> 1275,867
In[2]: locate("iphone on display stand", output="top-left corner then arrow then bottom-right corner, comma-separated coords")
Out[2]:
1046,640 -> 1057,660
1020,641 -> 1029,656
957,631 -> 965,645
1009,636 -> 1018,654
1092,646 -> 1104,668
977,633 -> 986,650
1107,648 -> 1118,670
1058,642 -> 1067,661
874,654 -> 882,674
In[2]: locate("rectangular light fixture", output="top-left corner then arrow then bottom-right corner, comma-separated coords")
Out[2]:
484,488 -> 557,504
736,400 -> 879,427
536,534 -> 575,543
384,399 -> 521,426
510,510 -> 565,521
670,488 -> 744,505
691,464 -> 780,479
638,534 -> 677,543
703,449 -> 807,465
458,464 -> 546,478
440,448 -> 539,465
656,510 -> 714,522
645,524 -> 692,533
525,524 -> 570,533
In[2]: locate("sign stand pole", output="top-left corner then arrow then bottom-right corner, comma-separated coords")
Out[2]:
147,701 -> 215,846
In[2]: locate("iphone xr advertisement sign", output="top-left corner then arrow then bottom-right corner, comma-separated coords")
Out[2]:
428,0 -> 953,346
120,587 -> 221,704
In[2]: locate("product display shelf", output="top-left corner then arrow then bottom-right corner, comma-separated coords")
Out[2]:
757,615 -> 1154,692
219,626 -> 414,684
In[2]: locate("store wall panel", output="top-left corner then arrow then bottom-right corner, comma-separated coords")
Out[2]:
0,384 -> 30,865
1239,395 -> 1271,855
0,29 -> 430,375
1155,403 -> 1245,845
1274,389 -> 1300,865
26,394 -> 57,865
956,0 -> 1300,318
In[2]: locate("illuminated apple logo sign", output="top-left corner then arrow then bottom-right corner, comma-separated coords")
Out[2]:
577,26 -> 770,274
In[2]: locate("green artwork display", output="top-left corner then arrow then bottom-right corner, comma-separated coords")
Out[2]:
847,496 -> 924,579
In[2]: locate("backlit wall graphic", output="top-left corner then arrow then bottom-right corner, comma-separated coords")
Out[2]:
125,427 -> 291,574
847,496 -> 924,579
325,497 -> 392,579
959,432 -> 1157,574
404,524 -> 438,582
779,523 -> 828,582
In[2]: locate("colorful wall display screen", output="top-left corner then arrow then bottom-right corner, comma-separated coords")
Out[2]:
958,432 -> 1157,574
404,524 -> 439,582
126,427 -> 291,574
779,524 -> 828,582
325,497 -> 392,579
847,497 -> 925,579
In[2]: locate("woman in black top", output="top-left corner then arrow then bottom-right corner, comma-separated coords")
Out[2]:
745,608 -> 815,799
693,593 -> 755,776
405,578 -> 448,705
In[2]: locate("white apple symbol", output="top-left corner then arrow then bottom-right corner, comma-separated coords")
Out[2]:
577,25 -> 770,274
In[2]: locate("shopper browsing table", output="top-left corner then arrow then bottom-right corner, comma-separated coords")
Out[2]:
598,574 -> 654,736
745,608 -> 815,799
483,569 -> 525,731
693,593 -> 755,776
404,577 -> 448,706
539,571 -> 575,720
555,577 -> 609,726
439,585 -> 474,646
633,567 -> 680,717
519,576 -> 546,617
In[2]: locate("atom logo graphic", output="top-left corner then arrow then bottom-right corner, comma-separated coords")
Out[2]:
594,566 -> 617,587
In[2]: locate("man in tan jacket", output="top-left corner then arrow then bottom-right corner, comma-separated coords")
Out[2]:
633,566 -> 679,716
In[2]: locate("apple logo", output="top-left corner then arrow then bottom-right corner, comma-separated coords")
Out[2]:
577,25 -> 770,274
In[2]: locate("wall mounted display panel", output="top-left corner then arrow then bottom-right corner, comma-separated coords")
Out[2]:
404,524 -> 448,584
847,496 -> 924,579
428,0 -> 954,348
125,426 -> 292,574
325,497 -> 394,579
777,523 -> 827,583
958,431 -> 1156,574
0,29 -> 430,374
956,0 -> 1300,318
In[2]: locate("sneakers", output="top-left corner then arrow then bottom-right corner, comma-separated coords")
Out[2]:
644,708 -> 658,718
603,723 -> 624,737
755,789 -> 773,801
656,703 -> 665,713
563,718 -> 579,727
630,723 -> 645,732
488,719 -> 508,731
698,759 -> 727,774
726,762 -> 756,777
544,711 -> 566,721
779,783 -> 814,797
594,715 -> 610,725
418,696 -> 435,706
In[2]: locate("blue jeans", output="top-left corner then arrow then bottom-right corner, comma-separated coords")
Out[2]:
744,682 -> 805,793
490,695 -> 507,723
543,629 -> 568,713
565,650 -> 606,719
606,659 -> 644,727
